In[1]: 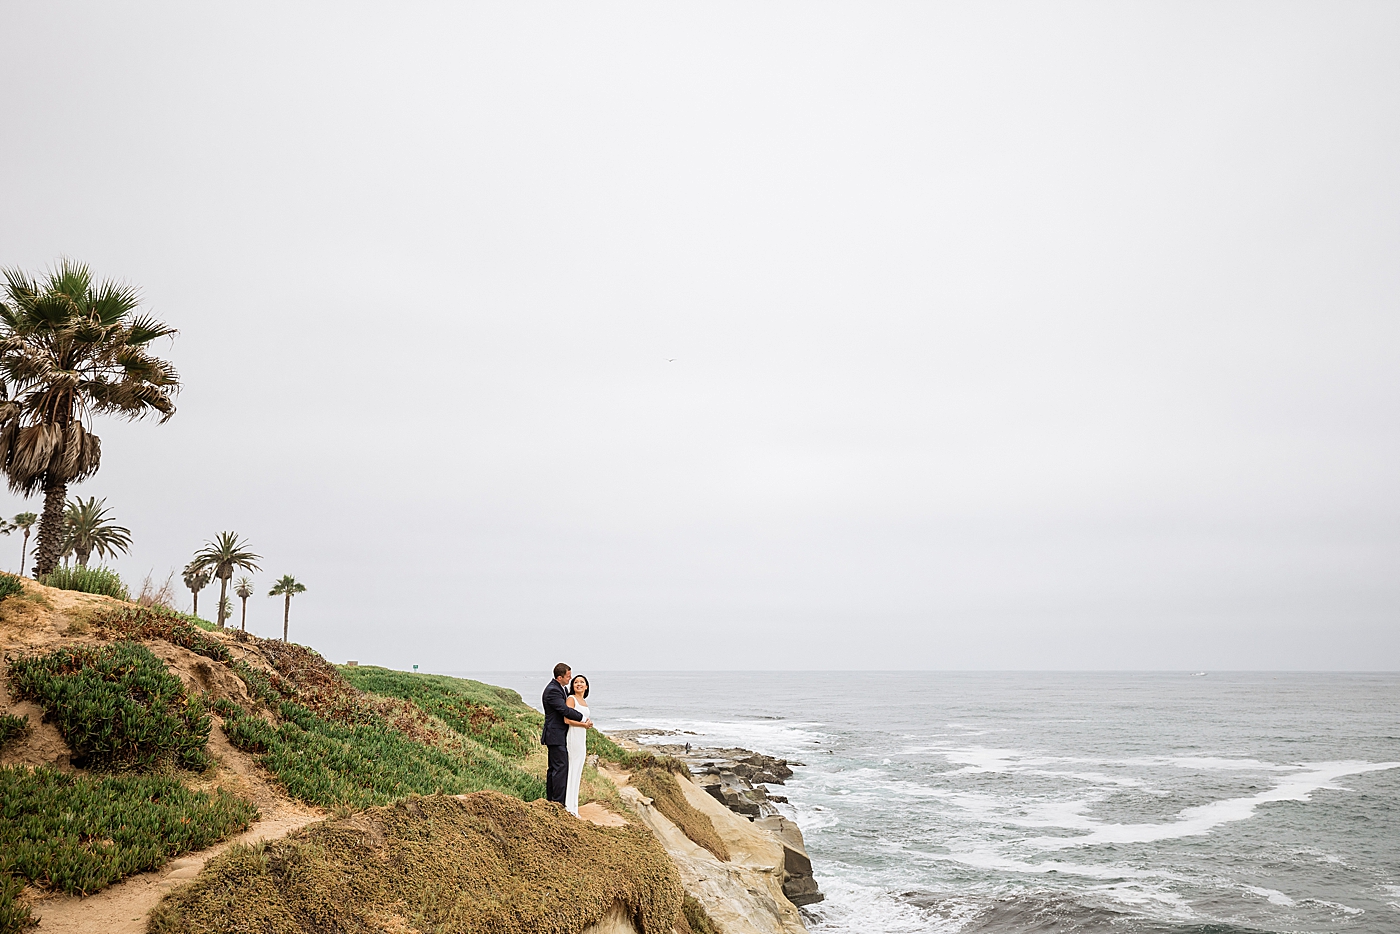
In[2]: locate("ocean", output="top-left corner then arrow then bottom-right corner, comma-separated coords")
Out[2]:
458,671 -> 1400,934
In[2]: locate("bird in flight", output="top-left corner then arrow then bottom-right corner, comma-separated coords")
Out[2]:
667,358 -> 677,363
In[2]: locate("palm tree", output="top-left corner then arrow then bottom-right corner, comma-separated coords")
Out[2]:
182,562 -> 212,618
0,261 -> 178,576
234,576 -> 253,632
60,496 -> 131,567
191,532 -> 260,628
268,575 -> 306,641
12,512 -> 36,576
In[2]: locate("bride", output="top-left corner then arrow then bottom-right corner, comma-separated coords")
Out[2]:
564,674 -> 591,816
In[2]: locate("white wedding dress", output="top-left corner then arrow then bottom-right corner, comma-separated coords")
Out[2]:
565,701 -> 589,816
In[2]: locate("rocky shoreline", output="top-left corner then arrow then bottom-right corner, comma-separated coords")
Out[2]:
608,729 -> 824,908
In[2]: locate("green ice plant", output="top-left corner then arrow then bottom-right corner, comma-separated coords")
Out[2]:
7,641 -> 212,770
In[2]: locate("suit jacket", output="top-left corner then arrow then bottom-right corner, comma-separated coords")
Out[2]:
541,678 -> 584,746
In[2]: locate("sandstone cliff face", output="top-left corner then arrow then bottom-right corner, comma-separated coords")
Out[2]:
607,766 -> 808,934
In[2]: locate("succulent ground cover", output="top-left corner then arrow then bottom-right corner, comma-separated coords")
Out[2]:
0,871 -> 28,934
149,792 -> 683,934
339,665 -> 541,757
7,641 -> 212,770
0,765 -> 256,913
0,573 -> 22,603
0,713 -> 27,753
218,648 -> 546,806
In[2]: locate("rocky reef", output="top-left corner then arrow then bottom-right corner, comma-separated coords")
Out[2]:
609,731 -> 823,908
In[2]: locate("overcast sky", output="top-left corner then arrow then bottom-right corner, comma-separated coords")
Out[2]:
2,2 -> 1397,670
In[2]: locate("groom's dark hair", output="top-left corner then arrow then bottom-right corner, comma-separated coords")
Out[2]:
553,662 -> 571,679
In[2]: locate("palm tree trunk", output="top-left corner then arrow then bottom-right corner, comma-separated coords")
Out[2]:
283,594 -> 290,641
33,481 -> 66,577
240,598 -> 247,632
77,549 -> 90,567
192,589 -> 199,617
217,577 -> 229,628
17,531 -> 26,576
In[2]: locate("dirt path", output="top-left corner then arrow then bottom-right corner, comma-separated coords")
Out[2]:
29,806 -> 317,934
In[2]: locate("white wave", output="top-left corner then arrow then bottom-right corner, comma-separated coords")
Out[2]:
1301,898 -> 1364,916
1028,760 -> 1400,849
1245,885 -> 1295,907
802,874 -> 977,934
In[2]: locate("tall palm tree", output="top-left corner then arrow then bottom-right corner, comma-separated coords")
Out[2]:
0,517 -> 13,569
0,261 -> 178,576
12,512 -> 36,576
191,532 -> 260,628
234,576 -> 253,632
182,562 -> 211,618
60,496 -> 131,567
268,575 -> 306,641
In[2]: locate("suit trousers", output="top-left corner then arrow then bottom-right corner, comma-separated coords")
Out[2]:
546,744 -> 569,804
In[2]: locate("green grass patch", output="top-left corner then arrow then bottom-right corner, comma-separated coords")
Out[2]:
0,765 -> 256,897
0,574 -> 22,603
149,792 -> 681,934
0,714 -> 28,753
39,565 -> 129,600
630,767 -> 729,861
91,604 -> 229,661
7,642 -> 212,771
217,694 -> 545,808
339,666 -> 541,758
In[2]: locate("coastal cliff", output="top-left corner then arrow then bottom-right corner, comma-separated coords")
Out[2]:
0,580 -> 820,934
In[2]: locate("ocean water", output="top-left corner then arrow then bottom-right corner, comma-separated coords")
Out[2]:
461,671 -> 1400,934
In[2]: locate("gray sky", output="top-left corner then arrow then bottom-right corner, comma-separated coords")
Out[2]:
2,2 -> 1397,670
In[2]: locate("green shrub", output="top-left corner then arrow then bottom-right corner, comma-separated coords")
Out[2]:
39,565 -> 128,600
0,574 -> 23,603
339,666 -> 541,758
0,715 -> 27,753
0,765 -> 256,897
218,692 -> 544,807
91,604 -> 229,662
7,642 -> 211,771
0,870 -> 30,934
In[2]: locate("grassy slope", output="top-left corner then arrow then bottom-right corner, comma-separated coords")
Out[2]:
338,666 -> 540,757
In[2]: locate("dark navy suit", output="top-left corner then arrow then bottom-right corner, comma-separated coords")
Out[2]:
541,678 -> 584,804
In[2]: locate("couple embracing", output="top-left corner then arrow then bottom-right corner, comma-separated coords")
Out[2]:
541,661 -> 593,816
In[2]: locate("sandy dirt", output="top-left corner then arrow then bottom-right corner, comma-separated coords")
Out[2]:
580,801 -> 629,827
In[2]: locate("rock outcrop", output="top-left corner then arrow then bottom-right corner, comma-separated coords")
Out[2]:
607,733 -> 824,910
608,764 -> 808,934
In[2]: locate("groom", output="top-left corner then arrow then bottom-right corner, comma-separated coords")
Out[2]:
541,662 -> 592,805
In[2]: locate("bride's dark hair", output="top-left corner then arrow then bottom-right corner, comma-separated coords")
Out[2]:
570,674 -> 590,699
